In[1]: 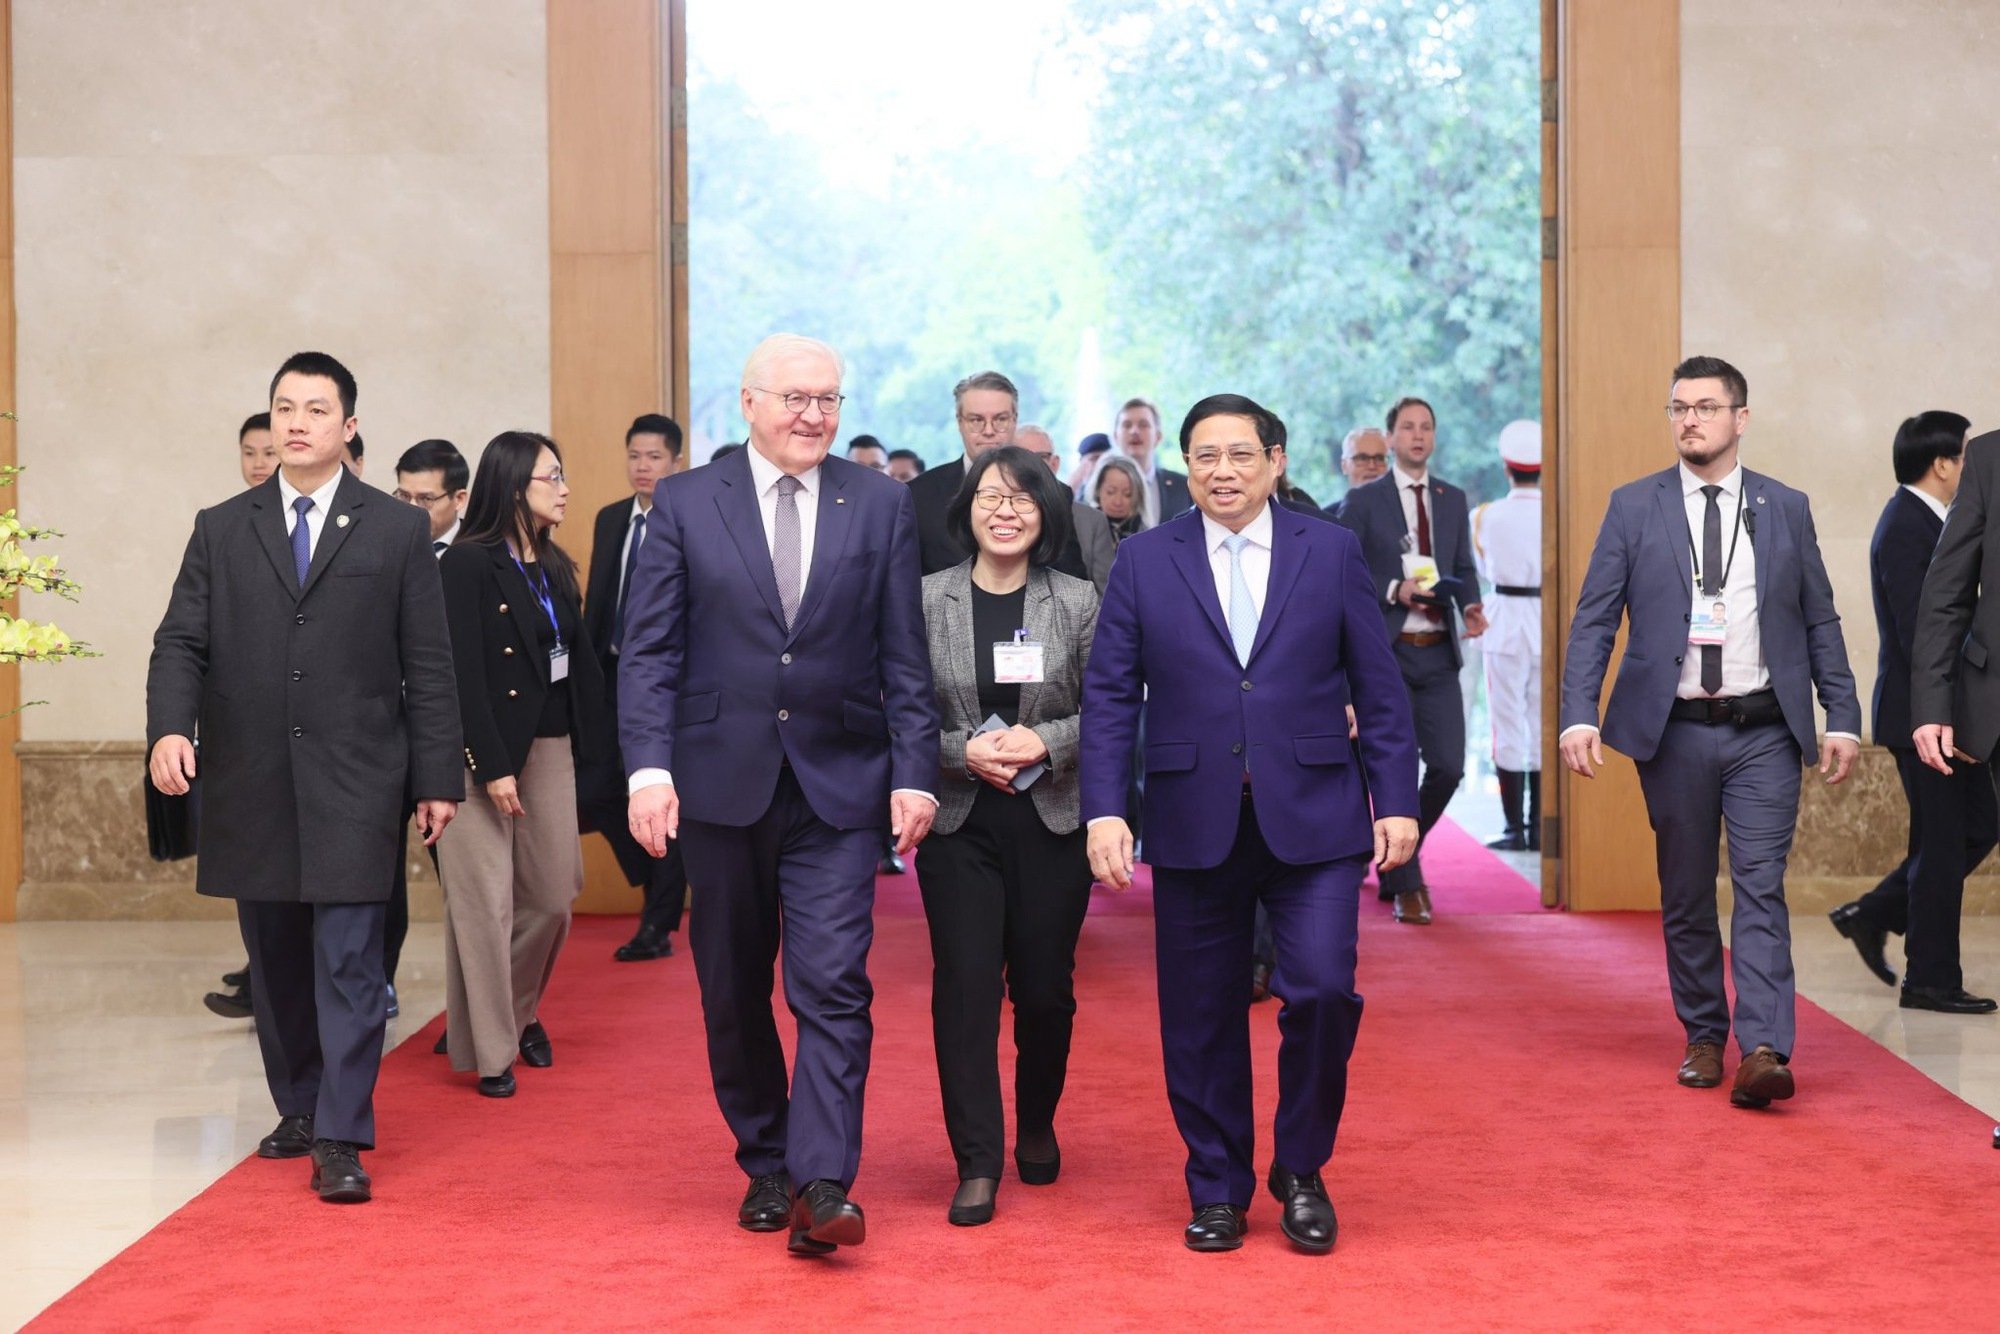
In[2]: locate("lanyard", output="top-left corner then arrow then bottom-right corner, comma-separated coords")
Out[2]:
511,555 -> 564,649
1685,492 -> 1744,593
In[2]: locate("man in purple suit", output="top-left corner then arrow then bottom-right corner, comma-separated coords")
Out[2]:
1082,393 -> 1419,1255
619,333 -> 941,1257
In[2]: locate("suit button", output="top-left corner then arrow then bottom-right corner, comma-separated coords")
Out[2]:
1231,742 -> 1243,755
503,647 -> 515,657
778,709 -> 790,722
1674,656 -> 1684,665
291,670 -> 302,681
291,726 -> 304,737
295,614 -> 306,625
1684,613 -> 1692,623
781,653 -> 792,665
498,603 -> 509,614
507,689 -> 519,698
1241,680 -> 1253,691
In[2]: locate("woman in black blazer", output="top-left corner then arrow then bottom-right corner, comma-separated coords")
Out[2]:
435,431 -> 606,1098
917,446 -> 1099,1226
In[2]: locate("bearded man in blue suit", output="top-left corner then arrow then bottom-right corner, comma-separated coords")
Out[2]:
619,334 -> 941,1257
1081,393 -> 1419,1255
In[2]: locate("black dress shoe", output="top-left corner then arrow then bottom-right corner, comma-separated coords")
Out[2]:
1251,961 -> 1273,1004
518,1021 -> 553,1068
204,986 -> 253,1020
221,966 -> 249,989
790,1179 -> 865,1254
1829,902 -> 1896,987
1014,1128 -> 1061,1185
1184,1203 -> 1247,1252
384,984 -> 399,1019
878,852 -> 906,876
258,1114 -> 314,1159
1268,1163 -> 1338,1253
947,1177 -> 998,1226
310,1140 -> 371,1203
1900,985 -> 1999,1014
614,924 -> 674,962
433,1032 -> 448,1055
1485,830 -> 1528,851
738,1172 -> 793,1232
478,1069 -> 517,1098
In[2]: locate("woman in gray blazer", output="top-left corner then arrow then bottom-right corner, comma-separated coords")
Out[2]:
918,445 -> 1099,1227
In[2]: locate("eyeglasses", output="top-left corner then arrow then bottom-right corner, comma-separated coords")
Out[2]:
972,489 -> 1039,513
1187,446 -> 1271,472
752,387 -> 844,416
529,469 -> 567,486
1345,452 -> 1387,466
392,489 -> 453,507
1664,401 -> 1742,423
959,412 -> 1017,434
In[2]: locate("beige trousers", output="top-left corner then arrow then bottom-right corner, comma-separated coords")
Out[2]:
438,737 -> 584,1077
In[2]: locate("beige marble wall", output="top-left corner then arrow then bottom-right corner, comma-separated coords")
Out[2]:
10,0 -> 550,744
1682,2 -> 2000,742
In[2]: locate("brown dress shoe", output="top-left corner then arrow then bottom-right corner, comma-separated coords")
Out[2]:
1393,889 -> 1432,925
1676,1041 -> 1724,1088
1730,1045 -> 1795,1108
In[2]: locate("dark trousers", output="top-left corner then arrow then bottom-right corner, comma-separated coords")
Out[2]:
237,899 -> 388,1147
1855,748 -> 1995,988
915,785 -> 1092,1180
681,769 -> 879,1189
1151,794 -> 1366,1208
596,671 -> 689,934
1379,637 -> 1465,894
1636,718 -> 1801,1057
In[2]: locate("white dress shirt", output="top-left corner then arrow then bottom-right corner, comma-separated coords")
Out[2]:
610,496 -> 649,634
1201,504 -> 1273,620
1902,482 -> 1950,524
433,516 -> 460,557
276,468 -> 344,560
1392,462 -> 1445,633
1128,452 -> 1161,529
744,442 -> 820,587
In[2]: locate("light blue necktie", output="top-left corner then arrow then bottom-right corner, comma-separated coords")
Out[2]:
1222,532 -> 1257,665
290,496 -> 315,587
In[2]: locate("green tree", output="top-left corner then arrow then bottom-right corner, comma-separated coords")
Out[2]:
1072,0 -> 1540,505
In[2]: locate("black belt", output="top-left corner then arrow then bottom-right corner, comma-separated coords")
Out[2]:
1667,688 -> 1783,727
1495,584 -> 1540,597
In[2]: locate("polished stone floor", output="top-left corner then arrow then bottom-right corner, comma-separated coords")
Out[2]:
3,912 -> 1997,1330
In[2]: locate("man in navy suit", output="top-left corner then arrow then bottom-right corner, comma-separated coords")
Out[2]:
1560,355 -> 1861,1109
1114,396 -> 1194,525
1082,393 -> 1419,1255
619,334 -> 940,1256
1334,396 -> 1487,924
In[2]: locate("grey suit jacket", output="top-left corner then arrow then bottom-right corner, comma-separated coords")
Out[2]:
1561,465 -> 1860,764
1072,501 -> 1115,594
921,561 -> 1099,835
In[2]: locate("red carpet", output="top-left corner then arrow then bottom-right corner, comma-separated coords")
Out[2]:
33,869 -> 2000,1331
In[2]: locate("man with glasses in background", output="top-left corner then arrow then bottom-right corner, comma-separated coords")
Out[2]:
1337,425 -> 1389,491
1560,355 -> 1859,1110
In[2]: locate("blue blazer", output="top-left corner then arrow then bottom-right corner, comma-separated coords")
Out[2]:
616,448 -> 941,829
1334,469 -> 1481,669
1080,504 -> 1420,870
1560,466 -> 1860,764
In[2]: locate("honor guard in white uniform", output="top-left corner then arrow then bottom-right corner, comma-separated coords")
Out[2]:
1472,420 -> 1543,850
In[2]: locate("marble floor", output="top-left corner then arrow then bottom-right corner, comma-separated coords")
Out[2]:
4,911 -> 1998,1330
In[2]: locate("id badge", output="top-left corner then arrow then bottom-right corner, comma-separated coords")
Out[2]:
549,646 -> 571,682
993,641 -> 1045,684
1400,551 -> 1440,591
1689,598 -> 1728,647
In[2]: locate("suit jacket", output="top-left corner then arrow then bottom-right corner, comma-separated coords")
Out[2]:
439,538 -> 609,784
1154,464 -> 1194,523
146,470 -> 463,903
922,561 -> 1098,836
1334,468 -> 1481,669
909,455 -> 1091,581
617,447 -> 941,829
1914,430 -> 2000,758
1080,504 -> 1420,869
1869,488 -> 1942,749
1072,501 -> 1116,594
1560,466 -> 1860,764
583,495 -> 644,663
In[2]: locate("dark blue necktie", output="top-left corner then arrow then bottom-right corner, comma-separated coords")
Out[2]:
612,510 -> 644,652
291,496 -> 315,587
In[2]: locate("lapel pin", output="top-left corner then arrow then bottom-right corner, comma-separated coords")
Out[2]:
336,514 -> 350,528
1756,496 -> 1766,505
836,497 -> 846,505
